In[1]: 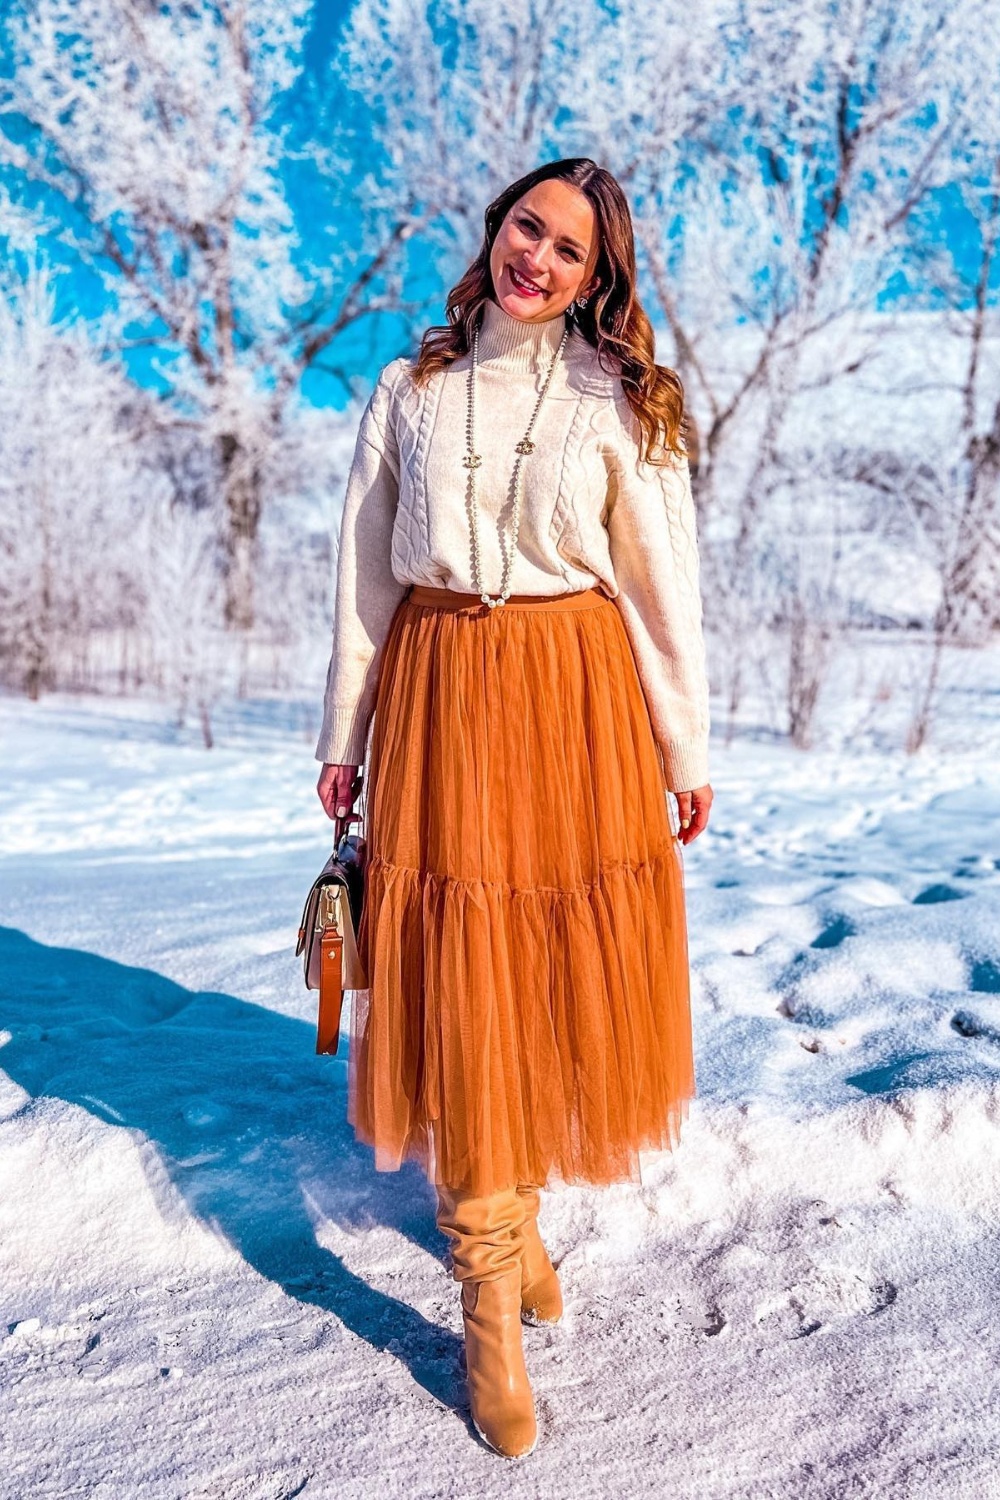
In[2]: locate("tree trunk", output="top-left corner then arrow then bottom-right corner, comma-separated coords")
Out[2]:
25,489 -> 55,699
219,432 -> 262,631
949,437 -> 1000,642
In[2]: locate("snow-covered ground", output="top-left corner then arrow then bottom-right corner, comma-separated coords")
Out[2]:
2,665 -> 1000,1500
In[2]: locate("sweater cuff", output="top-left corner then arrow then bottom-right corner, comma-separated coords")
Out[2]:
657,734 -> 710,795
314,704 -> 371,766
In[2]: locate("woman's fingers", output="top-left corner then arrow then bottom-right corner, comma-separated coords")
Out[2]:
337,772 -> 364,818
336,768 -> 364,844
316,764 -> 334,818
316,763 -> 363,828
675,783 -> 713,845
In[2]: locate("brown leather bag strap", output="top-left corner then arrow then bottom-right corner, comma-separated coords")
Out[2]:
316,928 -> 345,1054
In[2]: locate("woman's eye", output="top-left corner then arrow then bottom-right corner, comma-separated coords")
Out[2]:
515,216 -> 582,261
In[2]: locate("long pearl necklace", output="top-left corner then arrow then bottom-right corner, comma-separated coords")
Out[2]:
462,316 -> 570,608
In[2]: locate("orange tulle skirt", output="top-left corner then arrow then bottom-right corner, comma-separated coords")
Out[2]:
349,582 -> 695,1196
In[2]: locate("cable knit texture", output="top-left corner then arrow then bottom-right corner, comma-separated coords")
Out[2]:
316,298 -> 711,793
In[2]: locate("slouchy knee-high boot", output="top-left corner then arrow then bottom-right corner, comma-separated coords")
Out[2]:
516,1183 -> 563,1326
435,1184 -> 538,1458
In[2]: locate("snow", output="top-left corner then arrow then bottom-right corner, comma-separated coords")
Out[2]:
2,677 -> 1000,1499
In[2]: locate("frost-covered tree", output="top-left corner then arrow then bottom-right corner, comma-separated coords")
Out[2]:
138,491 -> 226,746
3,0 -> 998,757
0,261 -> 163,696
336,0 -> 996,744
918,0 -> 1000,643
335,0 -> 606,325
577,0 -> 986,736
0,252 -> 362,724
0,0 -> 424,630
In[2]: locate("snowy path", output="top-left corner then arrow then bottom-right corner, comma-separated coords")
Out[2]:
2,690 -> 999,1499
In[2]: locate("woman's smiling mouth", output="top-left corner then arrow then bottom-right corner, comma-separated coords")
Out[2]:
508,265 -> 547,297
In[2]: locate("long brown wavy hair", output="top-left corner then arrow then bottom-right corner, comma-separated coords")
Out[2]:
412,158 -> 687,466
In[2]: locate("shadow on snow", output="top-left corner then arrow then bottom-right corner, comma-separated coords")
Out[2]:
0,926 -> 464,1413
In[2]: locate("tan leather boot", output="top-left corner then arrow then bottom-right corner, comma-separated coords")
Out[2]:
517,1183 -> 563,1326
436,1185 -> 538,1458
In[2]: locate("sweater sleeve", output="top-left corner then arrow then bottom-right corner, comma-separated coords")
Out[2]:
605,403 -> 711,793
314,361 -> 410,765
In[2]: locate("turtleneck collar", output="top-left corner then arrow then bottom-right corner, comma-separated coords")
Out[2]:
476,296 -> 570,373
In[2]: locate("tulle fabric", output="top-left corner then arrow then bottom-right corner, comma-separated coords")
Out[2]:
348,583 -> 695,1197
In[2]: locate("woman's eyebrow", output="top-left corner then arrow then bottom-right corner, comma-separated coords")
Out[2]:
518,207 -> 588,256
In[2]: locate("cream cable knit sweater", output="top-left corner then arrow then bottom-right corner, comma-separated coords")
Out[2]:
315,298 -> 711,793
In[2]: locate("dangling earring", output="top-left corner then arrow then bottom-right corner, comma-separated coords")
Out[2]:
577,295 -> 588,309
566,300 -> 576,317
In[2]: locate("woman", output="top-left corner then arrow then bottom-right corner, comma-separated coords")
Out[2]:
314,157 -> 713,1459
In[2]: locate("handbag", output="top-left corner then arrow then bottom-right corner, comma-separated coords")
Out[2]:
296,813 -> 368,1055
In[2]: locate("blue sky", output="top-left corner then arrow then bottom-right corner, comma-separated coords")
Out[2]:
303,0 -> 353,76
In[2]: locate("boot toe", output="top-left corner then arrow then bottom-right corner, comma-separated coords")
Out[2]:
473,1407 -> 538,1459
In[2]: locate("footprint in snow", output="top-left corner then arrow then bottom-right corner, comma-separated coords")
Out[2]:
951,1010 -> 1000,1047
810,914 -> 856,950
755,1273 -> 897,1341
673,1292 -> 726,1338
3,1317 -> 102,1365
969,958 -> 1000,995
913,883 -> 967,905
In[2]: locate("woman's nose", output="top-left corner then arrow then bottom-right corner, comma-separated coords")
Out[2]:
521,242 -> 551,276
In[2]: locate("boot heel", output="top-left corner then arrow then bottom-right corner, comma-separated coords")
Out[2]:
517,1185 -> 563,1325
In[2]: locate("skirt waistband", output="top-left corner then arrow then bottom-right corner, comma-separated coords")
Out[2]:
405,583 -> 610,613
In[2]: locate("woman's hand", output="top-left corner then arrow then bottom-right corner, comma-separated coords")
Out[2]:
674,783 -> 712,846
317,762 -> 364,844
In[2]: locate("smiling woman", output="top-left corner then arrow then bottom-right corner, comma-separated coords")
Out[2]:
490,179 -> 599,315
313,156 -> 712,1459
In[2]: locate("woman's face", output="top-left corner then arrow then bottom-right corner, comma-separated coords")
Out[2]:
489,179 -> 600,323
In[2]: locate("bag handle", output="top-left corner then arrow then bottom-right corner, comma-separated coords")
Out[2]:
333,770 -> 366,851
